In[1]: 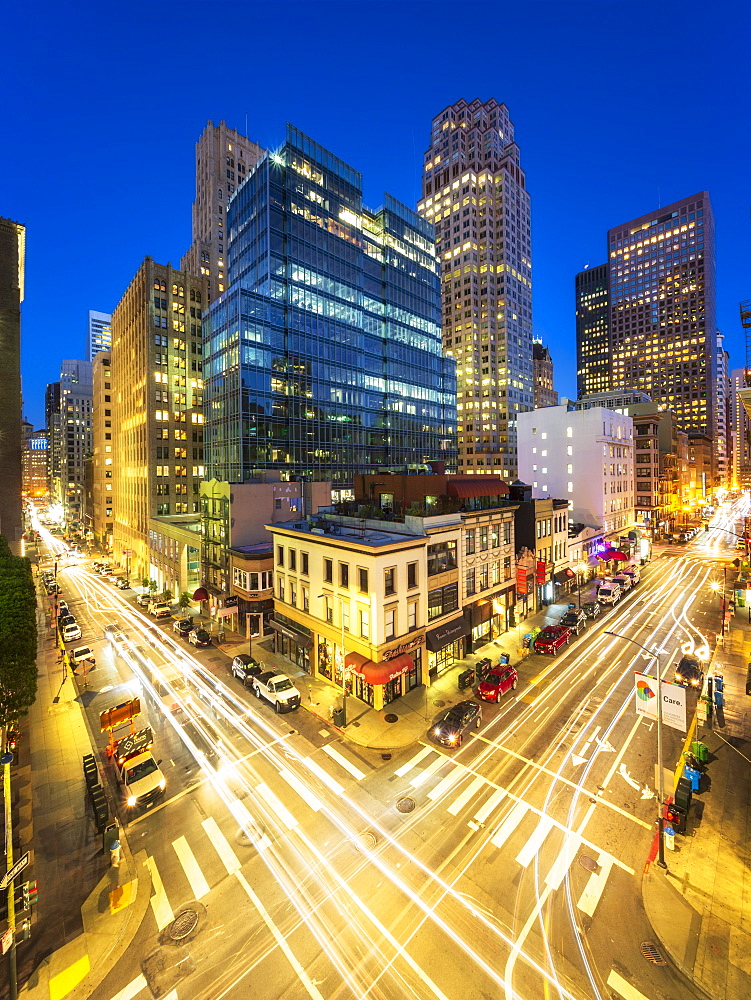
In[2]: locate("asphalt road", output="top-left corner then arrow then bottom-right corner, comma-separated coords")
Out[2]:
43,502 -> 748,1000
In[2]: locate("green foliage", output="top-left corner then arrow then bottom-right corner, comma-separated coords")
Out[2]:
141,577 -> 150,589
161,588 -> 173,601
148,579 -> 158,593
0,537 -> 38,726
178,592 -> 192,609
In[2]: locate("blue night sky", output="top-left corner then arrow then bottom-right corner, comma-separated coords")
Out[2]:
4,0 -> 750,429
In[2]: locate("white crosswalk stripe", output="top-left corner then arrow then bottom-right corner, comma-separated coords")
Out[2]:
202,816 -> 241,874
257,781 -> 299,829
410,755 -> 448,788
515,815 -> 555,868
300,755 -> 345,796
395,746 -> 433,777
279,767 -> 324,811
545,834 -> 582,890
145,855 -> 173,930
173,835 -> 210,898
427,764 -> 467,801
447,775 -> 486,815
490,800 -> 528,849
321,744 -> 367,780
577,855 -> 613,916
473,786 -> 508,826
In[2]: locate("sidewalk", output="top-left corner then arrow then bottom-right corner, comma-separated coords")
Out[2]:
642,566 -> 751,1000
215,589 -> 576,750
14,578 -> 151,1000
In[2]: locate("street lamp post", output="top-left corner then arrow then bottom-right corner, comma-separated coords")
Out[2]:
604,630 -> 668,870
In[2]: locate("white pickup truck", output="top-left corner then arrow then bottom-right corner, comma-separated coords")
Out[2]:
251,671 -> 301,713
113,728 -> 166,807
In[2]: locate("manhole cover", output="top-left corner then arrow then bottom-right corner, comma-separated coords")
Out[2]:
640,941 -> 666,966
397,797 -> 416,813
353,832 -> 377,853
579,855 -> 598,873
384,714 -> 398,723
433,700 -> 446,708
169,909 -> 199,941
381,753 -> 392,761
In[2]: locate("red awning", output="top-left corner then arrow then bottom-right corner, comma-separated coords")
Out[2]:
344,652 -> 370,671
447,478 -> 509,499
193,587 -> 209,601
349,652 -> 414,686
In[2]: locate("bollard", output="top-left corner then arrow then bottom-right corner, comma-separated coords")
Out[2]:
110,840 -> 122,867
664,825 -> 676,851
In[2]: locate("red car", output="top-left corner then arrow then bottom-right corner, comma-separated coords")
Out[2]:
478,665 -> 518,702
533,625 -> 573,655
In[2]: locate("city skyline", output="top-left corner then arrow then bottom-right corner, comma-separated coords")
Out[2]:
4,1 -> 750,429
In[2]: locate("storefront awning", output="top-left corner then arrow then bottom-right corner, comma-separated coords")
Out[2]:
426,614 -> 468,652
213,605 -> 237,618
344,651 -> 370,671
193,587 -> 209,601
349,652 -> 414,686
553,570 -> 573,585
268,617 -> 314,649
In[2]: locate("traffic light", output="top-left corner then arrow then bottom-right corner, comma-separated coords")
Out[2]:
22,881 -> 38,908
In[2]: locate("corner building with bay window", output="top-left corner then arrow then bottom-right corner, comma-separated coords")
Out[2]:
205,125 -> 457,496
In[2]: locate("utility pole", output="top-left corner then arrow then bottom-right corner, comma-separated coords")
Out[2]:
3,748 -> 18,1000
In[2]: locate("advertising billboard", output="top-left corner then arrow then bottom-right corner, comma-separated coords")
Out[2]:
634,672 -> 686,732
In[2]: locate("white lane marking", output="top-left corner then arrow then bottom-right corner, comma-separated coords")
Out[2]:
473,786 -> 508,826
279,767 -> 324,811
606,968 -> 653,1000
172,835 -> 210,898
394,746 -> 433,776
490,800 -> 528,849
447,775 -> 486,815
202,816 -> 241,874
108,973 -> 148,1000
577,856 -> 614,917
515,815 -> 555,868
427,764 -> 467,801
544,833 -> 582,890
410,755 -> 449,788
235,870 -> 326,1000
257,782 -> 299,829
144,856 -> 173,930
321,744 -> 367,780
300,755 -> 345,796
229,799 -> 272,852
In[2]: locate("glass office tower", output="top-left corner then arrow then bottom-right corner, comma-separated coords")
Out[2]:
205,126 -> 456,496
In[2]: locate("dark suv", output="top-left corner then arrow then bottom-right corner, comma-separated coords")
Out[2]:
231,654 -> 263,687
561,608 -> 587,634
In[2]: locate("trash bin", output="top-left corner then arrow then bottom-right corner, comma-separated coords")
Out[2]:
691,740 -> 709,764
664,825 -> 676,851
683,765 -> 702,793
332,707 -> 346,727
675,778 -> 692,811
458,668 -> 476,691
110,840 -> 122,867
665,802 -> 687,834
103,820 -> 119,854
714,689 -> 724,708
499,653 -> 510,665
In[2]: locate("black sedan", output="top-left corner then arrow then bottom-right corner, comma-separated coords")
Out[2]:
561,608 -> 587,634
674,656 -> 704,689
581,601 -> 601,619
429,701 -> 482,748
231,654 -> 263,686
188,628 -> 212,648
172,618 -> 195,637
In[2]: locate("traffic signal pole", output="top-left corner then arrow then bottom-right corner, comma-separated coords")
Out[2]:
4,753 -> 18,1000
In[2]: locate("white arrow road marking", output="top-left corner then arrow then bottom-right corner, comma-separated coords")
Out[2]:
571,754 -> 588,766
618,763 -> 640,791
595,738 -> 616,752
640,785 -> 656,800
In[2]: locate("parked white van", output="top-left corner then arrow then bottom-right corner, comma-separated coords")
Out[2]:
622,566 -> 641,586
612,574 -> 633,593
597,581 -> 622,605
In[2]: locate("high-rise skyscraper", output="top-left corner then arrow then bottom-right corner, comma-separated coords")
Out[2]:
577,194 -> 717,447
729,368 -> 751,489
532,341 -> 558,408
57,359 -> 92,527
45,381 -> 61,503
0,217 -> 25,553
205,125 -> 456,496
181,120 -> 264,303
88,309 -> 112,360
418,98 -> 533,479
111,259 -> 208,588
575,263 -> 610,397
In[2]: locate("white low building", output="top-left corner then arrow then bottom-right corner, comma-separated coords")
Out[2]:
517,401 -> 635,547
